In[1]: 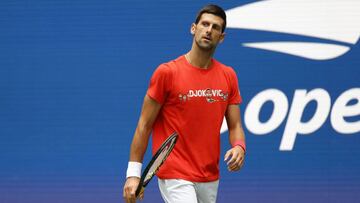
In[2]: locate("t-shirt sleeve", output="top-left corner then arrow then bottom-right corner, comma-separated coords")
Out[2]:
227,67 -> 242,105
147,64 -> 172,104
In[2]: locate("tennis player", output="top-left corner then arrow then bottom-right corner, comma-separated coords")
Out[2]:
123,4 -> 246,203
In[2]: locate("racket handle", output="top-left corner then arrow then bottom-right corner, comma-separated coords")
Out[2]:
135,186 -> 144,198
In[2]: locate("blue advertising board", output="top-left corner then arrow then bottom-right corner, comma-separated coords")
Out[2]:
0,0 -> 359,202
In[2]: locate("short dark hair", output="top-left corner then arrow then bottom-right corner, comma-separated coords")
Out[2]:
195,4 -> 227,33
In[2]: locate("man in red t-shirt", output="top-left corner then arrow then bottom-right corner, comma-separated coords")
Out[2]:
123,4 -> 246,203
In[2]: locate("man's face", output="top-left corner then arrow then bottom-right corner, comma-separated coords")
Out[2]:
191,13 -> 225,51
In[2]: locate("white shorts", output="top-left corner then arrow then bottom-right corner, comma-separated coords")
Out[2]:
158,178 -> 219,203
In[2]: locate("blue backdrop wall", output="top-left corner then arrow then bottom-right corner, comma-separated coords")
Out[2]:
1,0 -> 359,202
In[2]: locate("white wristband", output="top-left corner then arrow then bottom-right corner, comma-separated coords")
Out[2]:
126,161 -> 142,178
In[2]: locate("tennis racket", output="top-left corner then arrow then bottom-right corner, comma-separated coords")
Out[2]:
135,132 -> 178,198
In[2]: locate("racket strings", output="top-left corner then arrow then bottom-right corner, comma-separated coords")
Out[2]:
145,145 -> 171,182
136,133 -> 178,198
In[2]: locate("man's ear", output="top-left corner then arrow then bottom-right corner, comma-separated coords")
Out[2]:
190,23 -> 196,35
219,32 -> 226,44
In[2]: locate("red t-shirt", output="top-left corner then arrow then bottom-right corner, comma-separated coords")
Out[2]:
147,55 -> 242,182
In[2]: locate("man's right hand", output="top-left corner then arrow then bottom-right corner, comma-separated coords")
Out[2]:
123,177 -> 140,203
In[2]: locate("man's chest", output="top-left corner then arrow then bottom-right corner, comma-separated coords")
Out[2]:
169,69 -> 230,105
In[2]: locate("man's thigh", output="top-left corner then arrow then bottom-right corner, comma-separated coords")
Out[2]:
194,180 -> 219,203
158,179 -> 197,203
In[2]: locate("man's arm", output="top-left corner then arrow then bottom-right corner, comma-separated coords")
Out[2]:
129,95 -> 162,162
224,104 -> 246,172
123,95 -> 162,203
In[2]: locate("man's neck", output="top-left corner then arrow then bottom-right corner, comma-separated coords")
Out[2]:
186,45 -> 214,69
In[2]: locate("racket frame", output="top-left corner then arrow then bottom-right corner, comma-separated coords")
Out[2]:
135,132 -> 178,197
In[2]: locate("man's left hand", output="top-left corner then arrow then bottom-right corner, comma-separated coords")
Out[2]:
224,146 -> 245,171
